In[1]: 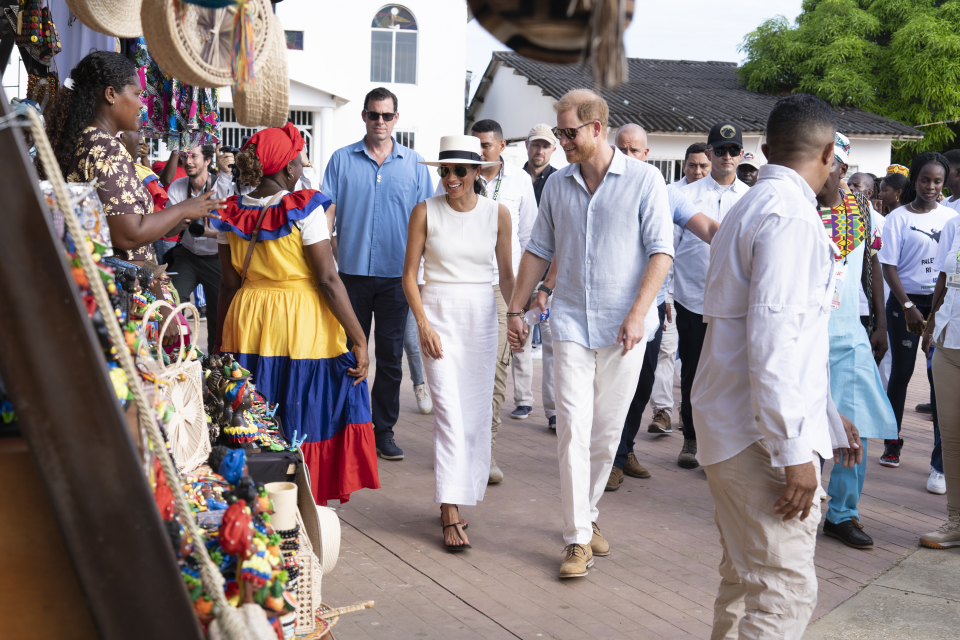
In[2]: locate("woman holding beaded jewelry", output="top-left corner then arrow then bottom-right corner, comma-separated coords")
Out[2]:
402,135 -> 515,552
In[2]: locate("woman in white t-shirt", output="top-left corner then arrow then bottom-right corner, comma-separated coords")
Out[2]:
402,135 -> 515,552
878,152 -> 958,467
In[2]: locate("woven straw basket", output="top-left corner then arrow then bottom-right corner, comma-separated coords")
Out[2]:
65,0 -> 143,38
140,0 -> 273,88
234,12 -> 289,128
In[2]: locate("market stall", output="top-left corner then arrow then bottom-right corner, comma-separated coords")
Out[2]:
0,2 -> 370,638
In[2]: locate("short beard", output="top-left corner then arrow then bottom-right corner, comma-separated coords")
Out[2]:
529,156 -> 548,168
566,136 -> 597,164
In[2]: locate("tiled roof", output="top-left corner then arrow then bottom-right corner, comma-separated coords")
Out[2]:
472,52 -> 921,138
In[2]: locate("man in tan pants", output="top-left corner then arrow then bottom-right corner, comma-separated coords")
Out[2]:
691,94 -> 861,639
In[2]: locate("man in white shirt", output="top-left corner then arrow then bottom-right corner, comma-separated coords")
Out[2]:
507,90 -> 673,579
165,145 -> 221,353
692,94 -> 860,639
648,143 -> 711,434
435,119 -> 538,484
674,123 -> 751,469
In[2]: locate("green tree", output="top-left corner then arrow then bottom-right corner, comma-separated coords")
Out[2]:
738,0 -> 960,159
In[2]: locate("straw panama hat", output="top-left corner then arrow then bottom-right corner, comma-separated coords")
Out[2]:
420,135 -> 502,167
65,0 -> 143,38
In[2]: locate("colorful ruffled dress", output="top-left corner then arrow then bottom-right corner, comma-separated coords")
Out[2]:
214,190 -> 380,505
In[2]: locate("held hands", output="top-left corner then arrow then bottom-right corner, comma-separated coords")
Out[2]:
418,321 -> 444,360
347,343 -> 369,385
775,461 -> 819,522
905,306 -> 927,335
833,413 -> 863,468
507,315 -> 528,352
922,316 -> 936,356
616,309 -> 645,356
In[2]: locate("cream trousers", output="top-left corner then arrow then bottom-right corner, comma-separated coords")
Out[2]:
554,339 -> 645,545
704,441 -> 821,640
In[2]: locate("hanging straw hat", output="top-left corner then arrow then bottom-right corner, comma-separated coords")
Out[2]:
419,135 -> 502,167
64,0 -> 143,38
234,13 -> 289,128
140,0 -> 274,89
467,0 -> 634,87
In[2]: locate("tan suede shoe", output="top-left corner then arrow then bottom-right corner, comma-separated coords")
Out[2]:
605,466 -> 623,491
591,522 -> 610,556
559,543 -> 593,578
623,452 -> 651,479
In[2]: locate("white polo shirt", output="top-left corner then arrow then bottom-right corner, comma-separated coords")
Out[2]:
675,173 -> 749,314
166,176 -> 219,256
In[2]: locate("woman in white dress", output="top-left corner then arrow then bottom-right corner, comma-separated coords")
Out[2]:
402,135 -> 515,551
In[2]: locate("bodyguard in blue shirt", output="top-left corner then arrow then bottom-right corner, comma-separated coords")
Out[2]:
322,87 -> 433,460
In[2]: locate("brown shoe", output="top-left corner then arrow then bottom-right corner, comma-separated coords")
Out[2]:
559,543 -> 593,578
648,409 -> 672,434
623,452 -> 651,479
605,466 -> 623,491
678,439 -> 699,469
591,522 -> 610,556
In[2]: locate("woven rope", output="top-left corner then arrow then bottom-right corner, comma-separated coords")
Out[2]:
234,13 -> 288,128
25,108 -> 252,640
141,0 -> 272,89
65,0 -> 143,38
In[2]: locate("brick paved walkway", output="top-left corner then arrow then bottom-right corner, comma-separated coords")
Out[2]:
320,349 -> 947,639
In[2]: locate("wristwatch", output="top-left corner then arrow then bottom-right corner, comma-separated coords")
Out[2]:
537,284 -> 553,296
903,301 -> 916,310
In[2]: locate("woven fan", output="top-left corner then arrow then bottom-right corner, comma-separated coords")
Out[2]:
233,13 -> 288,128
141,0 -> 273,89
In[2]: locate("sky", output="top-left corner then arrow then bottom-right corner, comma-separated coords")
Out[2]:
466,0 -> 804,100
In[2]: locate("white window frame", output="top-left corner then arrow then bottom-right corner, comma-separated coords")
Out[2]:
370,6 -> 418,85
649,158 -> 683,184
394,130 -> 416,150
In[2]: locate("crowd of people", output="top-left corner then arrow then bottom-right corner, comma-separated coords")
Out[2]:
41,49 -> 960,640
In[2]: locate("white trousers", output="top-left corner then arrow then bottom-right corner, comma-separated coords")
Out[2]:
511,329 -> 535,406
704,441 -> 821,640
650,300 -> 679,416
541,296 -> 556,418
421,283 -> 497,506
554,340 -> 645,545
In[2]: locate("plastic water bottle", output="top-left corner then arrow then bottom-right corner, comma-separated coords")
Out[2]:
524,308 -> 549,325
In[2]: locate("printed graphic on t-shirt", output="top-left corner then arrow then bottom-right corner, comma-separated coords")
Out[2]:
911,226 -> 943,243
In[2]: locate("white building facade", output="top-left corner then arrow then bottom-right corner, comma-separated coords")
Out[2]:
221,0 -> 468,184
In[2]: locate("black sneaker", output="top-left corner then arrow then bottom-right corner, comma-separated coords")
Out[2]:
376,437 -> 404,460
548,416 -> 556,431
824,517 -> 874,549
916,403 -> 933,414
198,306 -> 207,321
879,438 -> 903,467
511,405 -> 533,419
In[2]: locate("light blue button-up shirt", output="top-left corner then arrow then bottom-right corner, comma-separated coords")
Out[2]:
526,149 -> 674,349
322,137 -> 434,277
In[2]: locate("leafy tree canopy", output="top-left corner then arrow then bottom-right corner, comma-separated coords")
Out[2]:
738,0 -> 960,159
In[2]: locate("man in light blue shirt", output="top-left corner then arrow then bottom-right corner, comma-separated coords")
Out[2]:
507,91 -> 674,579
322,87 -> 433,461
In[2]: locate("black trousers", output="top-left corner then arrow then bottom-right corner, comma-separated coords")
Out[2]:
675,301 -> 708,441
339,273 -> 408,442
885,292 -> 933,435
614,302 -> 666,468
168,246 -> 220,354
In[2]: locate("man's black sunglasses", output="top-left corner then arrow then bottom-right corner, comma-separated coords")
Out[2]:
437,165 -> 470,178
711,145 -> 742,157
552,122 -> 593,141
365,111 -> 396,122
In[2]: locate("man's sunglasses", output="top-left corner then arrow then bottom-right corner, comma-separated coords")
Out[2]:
365,111 -> 396,122
437,165 -> 470,178
551,122 -> 593,141
711,145 -> 742,157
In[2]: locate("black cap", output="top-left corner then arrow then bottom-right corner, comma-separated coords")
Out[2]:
707,122 -> 743,149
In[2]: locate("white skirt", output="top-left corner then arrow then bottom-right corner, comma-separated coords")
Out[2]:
421,283 -> 498,505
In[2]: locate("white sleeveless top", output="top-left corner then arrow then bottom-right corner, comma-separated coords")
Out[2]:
422,194 -> 499,284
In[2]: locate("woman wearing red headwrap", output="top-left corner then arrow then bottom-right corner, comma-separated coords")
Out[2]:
213,124 -> 380,505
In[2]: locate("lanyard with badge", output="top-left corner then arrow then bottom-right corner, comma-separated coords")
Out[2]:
485,161 -> 504,201
948,246 -> 960,289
